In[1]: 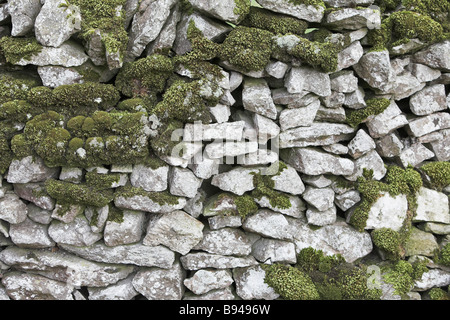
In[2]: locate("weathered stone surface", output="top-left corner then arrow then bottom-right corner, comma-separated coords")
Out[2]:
397,143 -> 434,168
255,0 -> 325,22
13,183 -> 55,210
414,268 -> 450,291
406,112 -> 450,137
48,215 -> 102,247
354,50 -> 395,91
281,147 -> 355,176
272,164 -> 305,195
193,227 -> 252,256
0,247 -> 134,287
233,265 -> 279,300
348,129 -> 376,159
242,210 -> 294,241
404,227 -> 439,257
143,210 -> 204,255
302,187 -> 335,212
251,238 -> 296,264
413,187 -> 450,224
8,0 -> 41,36
132,261 -> 185,300
169,167 -> 202,198
103,210 -> 146,247
2,272 -> 74,300
291,218 -> 373,263
253,114 -> 280,144
208,215 -> 242,230
366,100 -> 408,138
242,78 -> 277,120
413,40 -> 450,71
88,275 -> 139,300
211,167 -> 258,195
306,205 -> 337,227
205,141 -> 258,159
345,149 -> 387,181
129,164 -> 169,193
376,133 -> 404,158
15,41 -> 89,67
325,7 -> 380,30
254,194 -> 306,218
336,40 -> 364,71
184,121 -> 245,142
183,287 -> 236,300
7,156 -> 58,184
285,67 -> 331,97
187,0 -> 248,24
429,135 -> 450,161
34,0 -> 81,47
51,203 -> 84,224
184,269 -> 233,295
335,190 -> 361,212
409,63 -> 442,83
180,252 -> 258,270
146,3 -> 181,55
279,100 -> 320,131
363,192 -> 408,232
114,190 -> 186,214
9,218 -> 55,249
0,193 -> 27,224
37,66 -> 84,88
27,204 -> 52,225
409,84 -> 447,116
126,0 -> 177,61
59,242 -> 175,268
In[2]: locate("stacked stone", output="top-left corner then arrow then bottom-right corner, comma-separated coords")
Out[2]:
0,0 -> 449,300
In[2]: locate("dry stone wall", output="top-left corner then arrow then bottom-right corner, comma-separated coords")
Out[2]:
0,0 -> 449,301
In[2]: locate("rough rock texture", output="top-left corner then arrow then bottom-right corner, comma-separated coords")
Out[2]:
0,0 -> 449,302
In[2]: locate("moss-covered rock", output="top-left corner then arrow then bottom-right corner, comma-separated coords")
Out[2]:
0,37 -> 43,65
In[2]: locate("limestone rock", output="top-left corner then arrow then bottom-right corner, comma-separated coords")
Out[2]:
187,0 -> 249,24
279,100 -> 320,131
180,252 -> 258,270
169,167 -> 202,198
413,40 -> 450,71
414,268 -> 450,291
37,66 -> 84,88
193,227 -> 252,256
114,189 -> 186,214
397,143 -> 434,168
211,167 -> 258,195
241,210 -> 294,241
325,7 -> 381,30
8,0 -> 41,36
255,0 -> 325,22
242,78 -> 277,120
233,265 -> 280,300
103,210 -> 146,247
409,84 -> 447,116
345,149 -> 387,181
251,238 -> 297,264
285,66 -> 331,97
271,164 -> 305,195
404,227 -> 439,257
143,210 -> 204,255
302,187 -> 335,212
0,193 -> 27,224
306,205 -> 337,226
365,100 -> 408,139
406,112 -> 450,137
48,215 -> 102,247
7,156 -> 58,184
363,192 -> 408,232
184,269 -> 233,295
88,275 -> 139,300
414,187 -> 450,224
353,50 -> 395,91
9,218 -> 55,248
347,129 -> 376,159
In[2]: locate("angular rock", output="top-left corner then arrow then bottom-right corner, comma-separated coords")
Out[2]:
409,84 -> 447,116
59,242 -> 175,268
37,66 -> 84,88
413,187 -> 450,224
414,268 -> 450,291
7,156 -> 58,184
8,0 -> 41,36
272,164 -> 305,195
279,100 -> 320,131
397,143 -> 434,168
265,60 -> 289,79
2,272 -> 73,300
146,3 -> 181,55
211,167 -> 259,195
365,100 -> 408,138
326,7 -> 381,30
15,40 -> 89,67
251,238 -> 296,264
281,147 -> 354,176
413,40 -> 450,71
183,121 -> 245,142
103,210 -> 146,247
88,275 -> 139,300
409,63 -> 441,83
233,265 -> 280,300
376,132 -> 404,158
429,135 -> 450,161
188,154 -> 220,179
48,215 -> 102,247
363,192 -> 408,232
132,261 -> 185,300
27,204 -> 52,225
344,86 -> 366,109
193,227 -> 252,256
114,189 -> 186,214
184,287 -> 236,300
205,141 -> 258,159
302,187 -> 335,212
208,215 -> 242,230
353,50 -> 395,91
51,203 -> 84,224
404,227 -> 439,257
13,183 -> 55,210
253,114 -> 280,144
285,66 -> 331,97
347,129 -> 376,159
143,210 -> 204,255
183,189 -> 206,218
34,0 -> 81,47
242,78 -> 277,120
169,167 -> 202,198
209,104 -> 231,123
9,218 -> 55,249
180,252 -> 258,270
345,149 -> 387,181
335,190 -> 361,212
322,91 -> 346,109
306,205 -> 337,226
255,0 -> 325,22
0,193 -> 27,224
406,112 -> 450,137
336,40 -> 364,71
126,0 -> 177,61
187,0 -> 249,24
0,247 -> 134,287
242,210 -> 293,241
254,194 -> 306,218
184,269 -> 233,295
330,70 -> 359,93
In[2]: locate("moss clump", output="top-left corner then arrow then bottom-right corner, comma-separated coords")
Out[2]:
263,263 -> 320,300
233,0 -> 251,20
234,194 -> 258,219
0,138 -> 13,174
434,243 -> 450,267
287,0 -> 325,7
345,98 -> 391,128
402,0 -> 450,32
295,248 -> 382,300
0,37 -> 43,64
45,179 -> 114,207
150,119 -> 184,157
36,127 -> 72,167
368,10 -> 447,52
0,100 -> 38,124
420,161 -> 450,191
107,204 -> 124,223
220,26 -> 274,72
251,161 -> 292,210
429,287 -> 450,300
287,36 -> 339,73
115,54 -> 174,98
23,111 -> 65,146
63,0 -> 128,62
382,260 -> 428,296
0,72 -> 41,104
85,171 -> 121,190
10,134 -> 34,159
241,7 -> 308,35
372,228 -> 403,260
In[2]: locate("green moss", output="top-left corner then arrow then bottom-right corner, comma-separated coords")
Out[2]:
233,0 -> 251,21
371,228 -> 403,260
107,204 -> 124,223
262,263 -> 320,300
429,287 -> 450,300
420,161 -> 450,191
23,111 -> 65,146
85,171 -> 121,190
345,98 -> 390,128
251,161 -> 292,210
241,7 -> 308,35
402,0 -> 450,32
10,134 -> 33,159
150,119 -> 184,157
434,243 -> 450,267
219,26 -> 274,72
114,185 -> 181,206
0,37 -> 43,64
0,72 -> 41,104
234,194 -> 258,219
0,137 -> 13,174
287,36 -> 339,73
36,127 -> 72,167
64,0 -> 128,62
115,54 -> 174,97
287,0 -> 325,7
0,100 -> 39,123
382,260 -> 428,296
297,247 -> 345,274
45,179 -> 114,207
